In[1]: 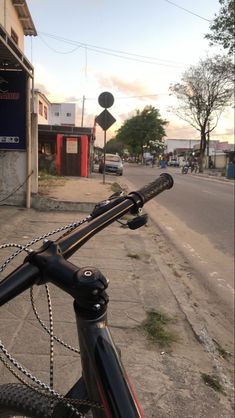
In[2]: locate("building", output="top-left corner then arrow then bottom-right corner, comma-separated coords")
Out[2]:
33,93 -> 94,177
165,138 -> 200,154
49,103 -> 76,126
38,124 -> 95,177
0,0 -> 37,207
34,90 -> 50,125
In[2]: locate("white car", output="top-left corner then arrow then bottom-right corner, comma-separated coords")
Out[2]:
99,154 -> 123,176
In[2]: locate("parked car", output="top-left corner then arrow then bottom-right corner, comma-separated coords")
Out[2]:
99,154 -> 123,176
168,159 -> 179,167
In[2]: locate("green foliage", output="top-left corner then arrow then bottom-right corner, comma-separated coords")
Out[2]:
106,137 -> 124,156
115,106 -> 167,157
110,182 -> 123,193
205,0 -> 235,55
201,373 -> 225,394
140,310 -> 178,348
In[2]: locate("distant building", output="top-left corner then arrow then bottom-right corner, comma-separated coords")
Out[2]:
33,92 -> 94,177
49,103 -> 76,126
165,139 -> 200,154
34,90 -> 50,125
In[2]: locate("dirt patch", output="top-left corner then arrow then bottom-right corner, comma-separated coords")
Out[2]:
38,173 -> 66,195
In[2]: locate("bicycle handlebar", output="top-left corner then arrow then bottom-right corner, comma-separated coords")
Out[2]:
0,173 -> 173,306
132,172 -> 173,204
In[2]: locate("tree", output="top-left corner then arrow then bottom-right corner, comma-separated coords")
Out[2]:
105,137 -> 125,156
205,0 -> 235,56
169,55 -> 234,171
116,106 -> 167,160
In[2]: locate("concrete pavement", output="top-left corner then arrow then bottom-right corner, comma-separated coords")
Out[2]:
0,173 -> 234,417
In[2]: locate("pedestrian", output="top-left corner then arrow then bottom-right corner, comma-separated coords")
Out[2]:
209,156 -> 214,169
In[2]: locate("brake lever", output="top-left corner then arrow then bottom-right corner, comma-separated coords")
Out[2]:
127,213 -> 148,230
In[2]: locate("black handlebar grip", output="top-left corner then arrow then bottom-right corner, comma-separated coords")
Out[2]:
136,173 -> 174,204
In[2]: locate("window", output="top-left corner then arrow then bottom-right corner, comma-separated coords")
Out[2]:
54,112 -> 59,116
11,28 -> 18,45
39,101 -> 43,116
66,113 -> 71,117
44,106 -> 48,120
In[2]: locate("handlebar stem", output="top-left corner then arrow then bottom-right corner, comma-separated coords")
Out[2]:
26,242 -> 109,316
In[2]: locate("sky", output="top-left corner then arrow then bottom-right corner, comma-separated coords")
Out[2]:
25,0 -> 234,147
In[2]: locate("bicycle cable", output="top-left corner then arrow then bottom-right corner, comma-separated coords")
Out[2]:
0,213 -> 105,415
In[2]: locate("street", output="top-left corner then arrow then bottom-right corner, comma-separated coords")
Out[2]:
124,163 -> 234,257
122,163 -> 234,321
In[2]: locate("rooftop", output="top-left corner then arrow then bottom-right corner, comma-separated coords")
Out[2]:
12,0 -> 37,36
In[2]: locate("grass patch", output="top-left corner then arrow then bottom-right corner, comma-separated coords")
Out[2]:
111,182 -> 123,193
201,373 -> 225,394
217,345 -> 231,360
127,252 -> 140,259
38,171 -> 66,189
213,340 -> 232,360
140,310 -> 178,348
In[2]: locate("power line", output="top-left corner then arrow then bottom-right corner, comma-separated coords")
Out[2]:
38,35 -> 82,54
162,0 -> 211,22
85,93 -> 170,100
38,31 -> 187,68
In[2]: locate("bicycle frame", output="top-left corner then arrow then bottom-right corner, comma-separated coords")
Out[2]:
75,303 -> 144,417
0,174 -> 174,418
51,293 -> 144,418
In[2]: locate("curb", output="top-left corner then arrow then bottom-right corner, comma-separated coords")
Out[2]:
32,193 -> 97,213
191,173 -> 234,183
122,176 -> 234,392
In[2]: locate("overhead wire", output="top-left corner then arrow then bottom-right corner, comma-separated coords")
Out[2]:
38,35 -> 82,54
38,31 -> 186,68
85,93 -> 170,101
161,0 -> 211,22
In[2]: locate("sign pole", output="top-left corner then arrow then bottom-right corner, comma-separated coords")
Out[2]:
96,92 -> 116,185
103,129 -> 107,184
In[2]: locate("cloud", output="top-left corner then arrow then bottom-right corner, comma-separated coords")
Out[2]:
96,74 -> 157,100
65,96 -> 80,102
166,123 -> 199,139
34,83 -> 50,94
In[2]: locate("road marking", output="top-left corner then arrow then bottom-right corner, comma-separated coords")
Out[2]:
209,271 -> 219,277
202,190 -> 215,195
183,243 -> 207,264
165,226 -> 175,232
209,273 -> 234,295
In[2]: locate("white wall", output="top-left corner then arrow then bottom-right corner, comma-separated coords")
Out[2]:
0,151 -> 27,205
49,103 -> 76,126
0,0 -> 25,50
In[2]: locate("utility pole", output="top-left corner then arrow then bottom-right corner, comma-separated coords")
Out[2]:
81,95 -> 85,127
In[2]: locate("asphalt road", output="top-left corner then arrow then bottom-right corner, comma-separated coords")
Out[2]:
124,163 -> 234,257
121,163 -> 234,310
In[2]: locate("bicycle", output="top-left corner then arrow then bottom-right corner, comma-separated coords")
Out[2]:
0,173 -> 174,418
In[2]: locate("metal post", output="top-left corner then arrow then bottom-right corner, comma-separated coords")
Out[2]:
81,95 -> 85,127
103,130 -> 106,184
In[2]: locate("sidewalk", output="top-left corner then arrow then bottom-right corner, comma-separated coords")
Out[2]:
0,173 -> 234,417
33,172 -> 129,212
